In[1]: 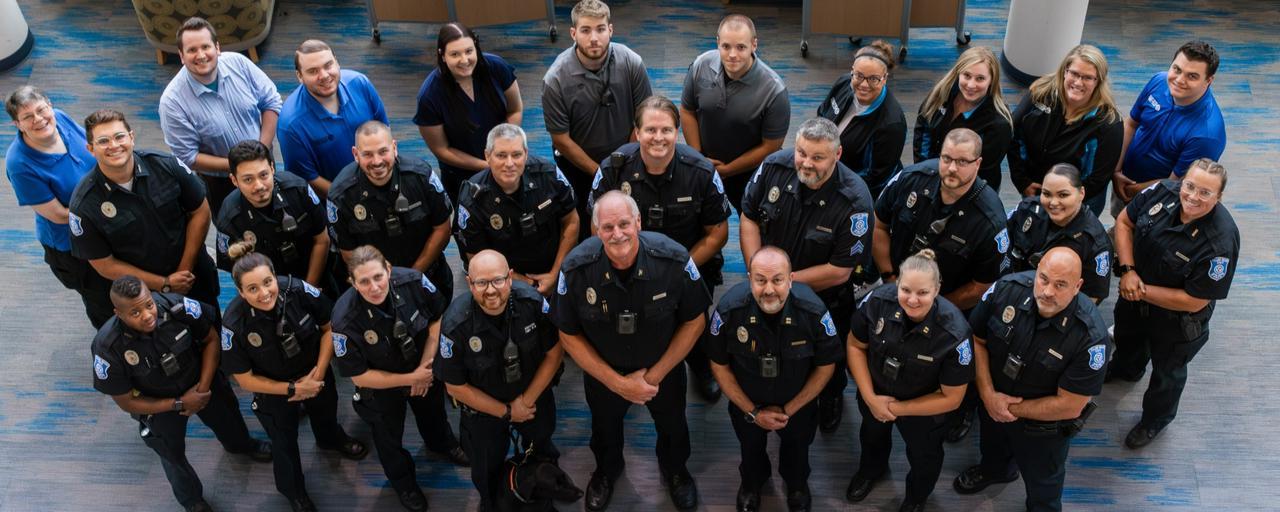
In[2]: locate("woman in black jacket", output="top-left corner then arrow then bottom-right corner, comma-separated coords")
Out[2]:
816,40 -> 907,197
914,46 -> 1013,192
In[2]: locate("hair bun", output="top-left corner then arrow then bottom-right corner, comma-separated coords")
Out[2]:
915,248 -> 936,261
227,240 -> 256,260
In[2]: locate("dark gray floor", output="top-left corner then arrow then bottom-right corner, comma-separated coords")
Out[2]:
2,0 -> 1279,510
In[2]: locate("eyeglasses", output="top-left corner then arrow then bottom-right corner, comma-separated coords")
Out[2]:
1064,68 -> 1098,84
1180,180 -> 1219,201
850,72 -> 885,86
939,154 -> 979,167
17,104 -> 51,125
469,273 -> 510,290
92,131 -> 132,147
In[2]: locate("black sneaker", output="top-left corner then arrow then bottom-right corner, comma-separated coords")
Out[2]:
665,469 -> 698,511
1124,423 -> 1163,449
952,465 -> 1018,494
397,488 -> 429,512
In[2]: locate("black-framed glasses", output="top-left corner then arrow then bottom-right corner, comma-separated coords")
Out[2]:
469,272 -> 511,290
850,72 -> 885,86
940,154 -> 978,167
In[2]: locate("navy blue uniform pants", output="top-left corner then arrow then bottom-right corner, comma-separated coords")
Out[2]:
976,407 -> 1071,512
583,364 -> 690,480
459,391 -> 560,510
1112,299 -> 1211,429
352,383 -> 459,493
251,370 -> 349,500
729,401 -> 818,491
854,395 -> 949,502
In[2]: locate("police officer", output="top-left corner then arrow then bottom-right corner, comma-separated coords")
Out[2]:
69,109 -> 220,321
707,247 -> 839,512
91,275 -> 271,512
220,244 -> 369,512
551,191 -> 710,511
1110,158 -> 1239,448
216,140 -> 331,292
327,121 -> 454,302
740,117 -> 875,433
591,95 -> 731,402
331,245 -> 467,512
438,250 -> 565,511
1004,163 -> 1112,302
845,249 -> 972,512
872,127 -> 1006,441
952,248 -> 1111,512
455,123 -> 579,295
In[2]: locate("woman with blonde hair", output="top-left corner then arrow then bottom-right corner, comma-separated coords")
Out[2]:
914,47 -> 1013,191
1008,44 -> 1123,216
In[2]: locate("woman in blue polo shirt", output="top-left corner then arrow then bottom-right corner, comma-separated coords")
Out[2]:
815,40 -> 907,198
414,22 -> 523,205
4,86 -> 110,328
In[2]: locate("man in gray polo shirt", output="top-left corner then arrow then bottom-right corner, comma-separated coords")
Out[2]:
680,14 -> 790,213
543,0 -> 653,230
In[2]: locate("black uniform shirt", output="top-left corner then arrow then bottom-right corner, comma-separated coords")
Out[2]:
875,160 -> 1006,296
850,282 -> 973,400
454,155 -> 576,275
970,272 -> 1111,399
706,281 -> 842,406
1004,195 -> 1113,300
221,277 -> 333,382
590,143 -> 732,284
913,88 -> 1013,188
1125,180 -> 1239,315
92,293 -> 214,398
215,171 -> 326,278
550,232 -> 711,370
437,281 -> 558,402
331,267 -> 447,378
327,157 -> 452,269
815,79 -> 907,195
741,148 -> 876,301
69,150 -> 207,274
1008,91 -> 1124,198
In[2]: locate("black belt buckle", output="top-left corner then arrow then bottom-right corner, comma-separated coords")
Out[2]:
1002,354 -> 1024,381
385,214 -> 403,237
882,356 -> 902,381
159,352 -> 181,377
280,334 -> 301,358
503,340 -> 523,383
519,212 -> 538,236
647,204 -> 665,229
617,312 -> 636,335
760,355 -> 778,378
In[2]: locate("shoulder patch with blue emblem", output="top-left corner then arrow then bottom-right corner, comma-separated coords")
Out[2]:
307,186 -> 320,205
221,327 -> 234,351
216,231 -> 230,255
956,338 -> 973,365
326,200 -> 338,223
749,165 -> 763,184
302,281 -> 321,298
883,170 -> 902,190
591,168 -> 603,190
183,297 -> 202,319
850,212 -> 869,237
684,258 -> 701,281
711,172 -> 725,194
980,282 -> 997,302
429,172 -> 444,193
69,212 -> 83,236
93,354 -> 110,380
1087,344 -> 1106,371
421,275 -> 437,293
555,168 -> 572,188
557,271 -> 567,295
457,205 -> 470,229
709,310 -> 724,336
995,228 -> 1010,254
1094,252 -> 1110,277
1208,257 -> 1229,281
333,333 -> 348,357
820,312 -> 837,337
440,335 -> 454,359
542,298 -> 551,314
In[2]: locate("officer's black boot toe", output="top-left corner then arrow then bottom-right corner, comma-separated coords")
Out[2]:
585,472 -> 614,511
735,484 -> 761,512
186,499 -> 214,512
1124,423 -> 1163,449
818,394 -> 843,433
952,465 -> 1018,495
692,368 -> 722,403
436,445 -> 470,467
665,469 -> 699,511
845,474 -> 878,502
321,436 -> 369,460
289,493 -> 317,512
897,498 -> 926,512
396,488 -> 429,512
785,484 -> 811,512
944,410 -> 973,443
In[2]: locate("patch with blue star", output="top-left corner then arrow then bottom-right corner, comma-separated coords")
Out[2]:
1087,344 -> 1106,371
850,212 -> 869,237
1208,257 -> 1229,281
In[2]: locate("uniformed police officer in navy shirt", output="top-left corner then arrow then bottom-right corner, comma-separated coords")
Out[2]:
330,245 -> 468,512
438,250 -> 565,511
952,248 -> 1111,512
327,121 -> 455,303
551,191 -> 710,511
1110,158 -> 1239,449
1003,163 -> 1112,302
69,109 -> 220,321
591,95 -> 732,402
220,244 -> 369,512
707,247 -> 839,512
454,123 -> 580,296
739,116 -> 876,433
845,249 -> 972,512
215,140 -> 332,293
91,275 -> 270,512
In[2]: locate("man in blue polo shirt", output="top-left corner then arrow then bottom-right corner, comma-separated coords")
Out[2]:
1112,40 -> 1225,214
278,39 -> 389,198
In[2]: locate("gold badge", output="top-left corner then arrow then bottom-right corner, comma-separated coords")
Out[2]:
874,318 -> 884,335
906,191 -> 917,208
364,330 -> 379,345
247,332 -> 262,347
243,230 -> 257,245
101,201 -> 117,218
767,186 -> 781,203
1022,217 -> 1033,233
620,182 -> 632,195
586,287 -> 597,305
1002,305 -> 1016,324
354,204 -> 368,221
124,350 -> 139,365
1148,203 -> 1162,216
469,336 -> 484,352
736,326 -> 749,343
490,214 -> 504,230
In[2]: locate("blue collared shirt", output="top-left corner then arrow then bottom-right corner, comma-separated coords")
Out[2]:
278,69 -> 389,183
159,51 -> 282,176
1122,72 -> 1226,181
4,108 -> 96,250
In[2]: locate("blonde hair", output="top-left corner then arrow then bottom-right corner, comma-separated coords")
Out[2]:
571,0 -> 610,26
919,47 -> 1013,127
899,249 -> 940,288
1028,44 -> 1120,125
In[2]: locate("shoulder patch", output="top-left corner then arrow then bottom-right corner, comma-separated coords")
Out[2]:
1087,344 -> 1106,371
709,310 -> 724,336
980,282 -> 997,302
457,204 -> 470,229
221,327 -> 234,351
1094,252 -> 1110,277
183,297 -> 202,319
995,228 -> 1009,254
957,338 -> 973,366
93,354 -> 110,380
749,165 -> 763,184
883,170 -> 902,190
1006,207 -> 1017,220
820,312 -> 837,337
591,168 -> 603,190
332,333 -> 348,357
850,240 -> 865,256
555,168 -> 572,188
303,281 -> 321,298
69,212 -> 83,236
1209,257 -> 1229,281
421,274 -> 438,293
326,200 -> 338,223
216,231 -> 230,255
307,186 -> 321,205
850,212 -> 869,237
684,258 -> 701,281
542,297 -> 551,314
711,172 -> 725,194
557,271 -> 567,295
429,172 -> 445,193
440,334 -> 454,359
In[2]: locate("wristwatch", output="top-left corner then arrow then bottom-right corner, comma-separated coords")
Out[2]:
1115,264 -> 1135,277
287,382 -> 296,398
501,403 -> 512,422
745,406 -> 763,424
161,276 -> 171,293
172,398 -> 184,412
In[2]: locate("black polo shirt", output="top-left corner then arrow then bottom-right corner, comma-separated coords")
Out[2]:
1004,195 -> 1113,300
455,155 -> 577,276
1008,91 -> 1124,198
849,282 -> 973,400
215,170 -> 326,279
875,159 -> 1006,296
970,272 -> 1110,399
706,281 -> 842,406
69,150 -> 207,274
550,232 -> 711,371
221,277 -> 332,382
91,292 -> 214,398
912,89 -> 1013,189
327,157 -> 452,269
590,142 -> 732,285
815,78 -> 907,195
331,267 -> 448,378
437,281 -> 558,402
